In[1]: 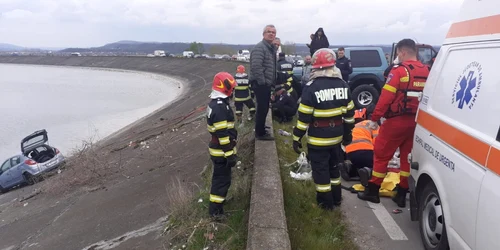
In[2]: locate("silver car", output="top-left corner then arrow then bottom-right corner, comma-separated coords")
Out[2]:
0,129 -> 65,193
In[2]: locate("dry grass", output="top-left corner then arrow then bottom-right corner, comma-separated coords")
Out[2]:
162,114 -> 254,250
40,132 -> 114,195
273,117 -> 359,250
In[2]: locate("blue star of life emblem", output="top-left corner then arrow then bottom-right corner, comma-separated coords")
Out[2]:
452,61 -> 482,110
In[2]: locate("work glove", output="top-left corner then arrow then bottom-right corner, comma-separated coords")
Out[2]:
293,140 -> 303,154
367,120 -> 379,130
226,154 -> 238,168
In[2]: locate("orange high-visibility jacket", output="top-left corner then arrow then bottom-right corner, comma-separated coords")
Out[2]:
345,120 -> 379,153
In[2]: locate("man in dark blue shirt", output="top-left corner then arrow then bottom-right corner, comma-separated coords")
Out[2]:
336,47 -> 353,82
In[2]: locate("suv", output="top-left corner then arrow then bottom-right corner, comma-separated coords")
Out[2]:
343,47 -> 388,108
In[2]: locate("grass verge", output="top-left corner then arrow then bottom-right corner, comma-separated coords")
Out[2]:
163,118 -> 254,250
273,117 -> 358,250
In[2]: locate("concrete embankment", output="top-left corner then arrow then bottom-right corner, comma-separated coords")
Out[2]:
0,55 -> 291,249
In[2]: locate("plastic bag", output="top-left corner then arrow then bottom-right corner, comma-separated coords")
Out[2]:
388,148 -> 400,169
290,152 -> 312,181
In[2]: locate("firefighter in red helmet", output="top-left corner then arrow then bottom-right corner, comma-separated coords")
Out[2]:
206,72 -> 238,218
357,39 -> 429,208
233,65 -> 256,122
292,48 -> 355,210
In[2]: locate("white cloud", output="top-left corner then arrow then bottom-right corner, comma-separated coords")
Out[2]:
0,0 -> 465,47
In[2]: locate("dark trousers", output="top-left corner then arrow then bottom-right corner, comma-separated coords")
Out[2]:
308,145 -> 343,210
273,105 -> 296,120
254,84 -> 272,136
347,150 -> 374,176
209,156 -> 232,216
235,99 -> 256,116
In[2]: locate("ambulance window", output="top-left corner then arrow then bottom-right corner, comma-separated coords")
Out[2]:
350,50 -> 382,68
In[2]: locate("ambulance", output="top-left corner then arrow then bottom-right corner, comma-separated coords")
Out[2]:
409,1 -> 500,249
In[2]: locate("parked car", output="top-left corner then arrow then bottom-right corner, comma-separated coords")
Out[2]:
0,129 -> 65,193
340,47 -> 389,109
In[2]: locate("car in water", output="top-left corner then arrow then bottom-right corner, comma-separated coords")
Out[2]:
0,129 -> 65,193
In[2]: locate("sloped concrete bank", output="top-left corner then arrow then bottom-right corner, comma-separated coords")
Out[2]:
0,56 -> 291,250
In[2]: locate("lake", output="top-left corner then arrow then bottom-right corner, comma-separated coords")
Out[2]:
0,64 -> 182,161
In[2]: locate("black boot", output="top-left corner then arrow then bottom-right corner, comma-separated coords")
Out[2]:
317,192 -> 335,210
339,162 -> 351,181
209,202 -> 224,218
392,185 -> 408,208
357,182 -> 380,203
358,167 -> 372,187
332,185 -> 342,206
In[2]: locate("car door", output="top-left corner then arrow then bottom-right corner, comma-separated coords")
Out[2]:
8,156 -> 24,185
0,159 -> 13,188
475,129 -> 500,248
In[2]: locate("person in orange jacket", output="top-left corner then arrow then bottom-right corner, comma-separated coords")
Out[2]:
341,105 -> 378,183
357,39 -> 430,208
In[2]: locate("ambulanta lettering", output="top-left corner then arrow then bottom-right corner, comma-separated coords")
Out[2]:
314,88 -> 349,103
415,135 -> 455,172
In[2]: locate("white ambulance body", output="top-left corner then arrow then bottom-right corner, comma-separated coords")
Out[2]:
409,0 -> 500,250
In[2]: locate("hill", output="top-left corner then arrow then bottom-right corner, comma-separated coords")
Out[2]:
0,43 -> 25,52
60,40 -> 410,55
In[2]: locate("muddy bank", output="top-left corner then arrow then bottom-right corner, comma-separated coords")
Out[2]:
0,56 -> 246,250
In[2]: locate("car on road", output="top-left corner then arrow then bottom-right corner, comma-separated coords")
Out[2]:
341,47 -> 389,109
409,1 -> 500,250
0,129 -> 65,193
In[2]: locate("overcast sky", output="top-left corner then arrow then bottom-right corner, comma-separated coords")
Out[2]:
0,0 -> 464,48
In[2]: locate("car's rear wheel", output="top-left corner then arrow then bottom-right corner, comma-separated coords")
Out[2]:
418,181 -> 450,250
352,85 -> 379,109
0,184 -> 5,194
23,173 -> 38,185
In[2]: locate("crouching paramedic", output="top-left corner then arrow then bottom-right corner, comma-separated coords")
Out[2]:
292,48 -> 355,210
343,105 -> 379,184
271,87 -> 297,123
357,39 -> 429,208
207,72 -> 238,217
233,65 -> 256,122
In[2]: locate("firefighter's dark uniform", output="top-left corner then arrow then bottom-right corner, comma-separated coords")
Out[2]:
233,73 -> 256,119
293,77 -> 355,209
207,97 -> 238,216
278,57 -> 302,97
272,90 -> 298,123
276,71 -> 298,101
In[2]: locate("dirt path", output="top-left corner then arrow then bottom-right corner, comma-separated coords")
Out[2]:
0,56 -> 243,250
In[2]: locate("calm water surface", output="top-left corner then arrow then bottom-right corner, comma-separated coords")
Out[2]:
0,64 -> 182,161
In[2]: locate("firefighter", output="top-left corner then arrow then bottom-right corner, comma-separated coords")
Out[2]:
206,72 -> 238,218
276,71 -> 298,101
277,53 -> 303,97
233,65 -> 256,122
342,105 -> 379,183
271,87 -> 297,123
292,48 -> 355,210
357,39 -> 429,208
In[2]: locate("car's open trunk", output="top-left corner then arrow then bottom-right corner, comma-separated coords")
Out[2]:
26,145 -> 56,163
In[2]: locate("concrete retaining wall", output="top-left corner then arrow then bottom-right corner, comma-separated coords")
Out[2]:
247,112 -> 291,250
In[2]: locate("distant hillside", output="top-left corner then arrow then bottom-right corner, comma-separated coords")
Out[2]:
60,41 -> 254,55
0,43 -> 25,52
61,40 -> 441,56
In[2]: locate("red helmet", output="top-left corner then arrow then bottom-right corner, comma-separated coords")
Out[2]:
212,72 -> 236,96
312,48 -> 336,69
237,65 -> 245,73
